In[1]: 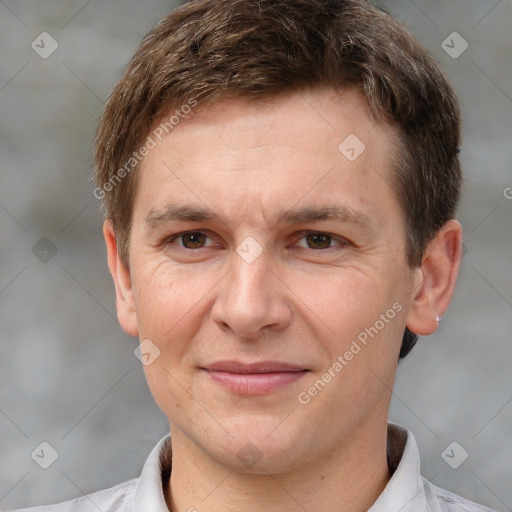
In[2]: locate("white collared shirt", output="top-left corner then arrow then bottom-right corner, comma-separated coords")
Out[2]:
9,423 -> 497,512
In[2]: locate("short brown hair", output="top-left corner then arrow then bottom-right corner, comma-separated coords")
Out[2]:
94,0 -> 462,358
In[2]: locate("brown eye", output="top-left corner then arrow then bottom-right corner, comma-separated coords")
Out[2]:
180,232 -> 207,249
305,233 -> 333,249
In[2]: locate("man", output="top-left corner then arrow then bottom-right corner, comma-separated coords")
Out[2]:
11,0 -> 498,510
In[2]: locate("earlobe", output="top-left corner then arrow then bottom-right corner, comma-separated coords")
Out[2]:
405,220 -> 462,336
103,221 -> 139,337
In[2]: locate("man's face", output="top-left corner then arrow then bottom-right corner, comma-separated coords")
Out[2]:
119,88 -> 418,472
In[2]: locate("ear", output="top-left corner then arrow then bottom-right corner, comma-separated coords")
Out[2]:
103,220 -> 139,337
406,219 -> 462,336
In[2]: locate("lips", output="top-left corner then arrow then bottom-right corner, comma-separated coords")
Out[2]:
201,360 -> 309,394
204,360 -> 307,373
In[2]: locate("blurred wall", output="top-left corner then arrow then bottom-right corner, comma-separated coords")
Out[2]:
1,0 -> 511,510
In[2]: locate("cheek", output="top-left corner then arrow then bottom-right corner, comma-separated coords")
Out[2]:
296,267 -> 385,338
131,261 -> 191,342
130,262 -> 204,417
297,265 -> 406,381
130,258 -> 227,363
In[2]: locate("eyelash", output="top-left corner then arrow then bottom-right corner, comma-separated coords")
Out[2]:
165,230 -> 350,251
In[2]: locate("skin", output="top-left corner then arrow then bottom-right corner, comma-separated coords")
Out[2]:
104,87 -> 462,512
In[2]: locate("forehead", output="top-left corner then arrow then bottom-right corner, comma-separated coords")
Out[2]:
156,88 -> 393,156
135,88 -> 401,229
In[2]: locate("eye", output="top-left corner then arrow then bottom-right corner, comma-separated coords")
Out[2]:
165,230 -> 349,252
168,231 -> 214,249
295,232 -> 347,250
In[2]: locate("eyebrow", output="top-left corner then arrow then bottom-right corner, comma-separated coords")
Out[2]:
145,203 -> 376,233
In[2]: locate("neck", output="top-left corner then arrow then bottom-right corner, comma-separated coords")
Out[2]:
165,419 -> 390,512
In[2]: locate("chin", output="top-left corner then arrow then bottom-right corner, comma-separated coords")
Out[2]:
200,415 -> 312,474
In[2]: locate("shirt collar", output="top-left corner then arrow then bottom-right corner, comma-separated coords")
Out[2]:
368,423 -> 429,512
133,423 -> 427,512
132,435 -> 172,511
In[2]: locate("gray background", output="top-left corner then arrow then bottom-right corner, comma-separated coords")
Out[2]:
0,0 -> 511,510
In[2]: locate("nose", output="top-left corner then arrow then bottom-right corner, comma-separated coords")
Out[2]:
210,246 -> 293,340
